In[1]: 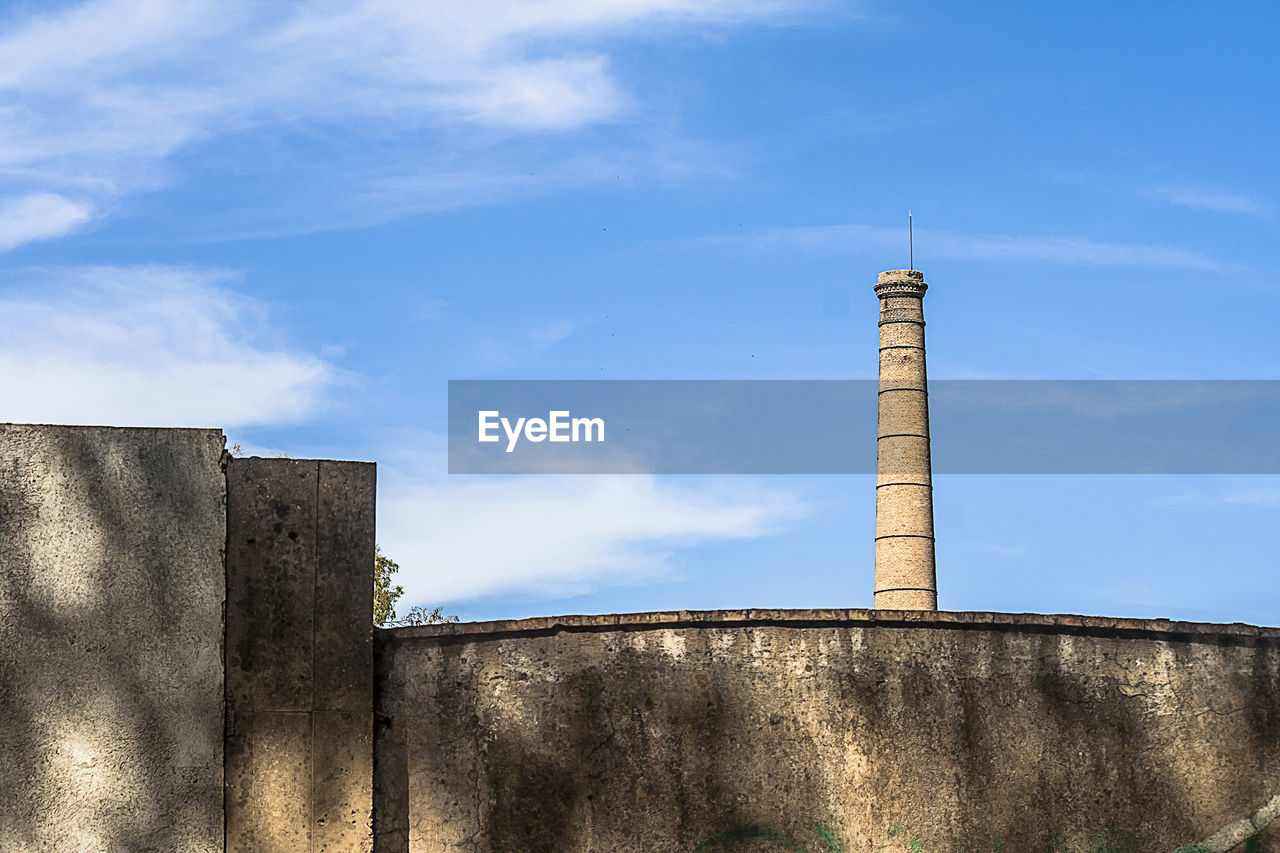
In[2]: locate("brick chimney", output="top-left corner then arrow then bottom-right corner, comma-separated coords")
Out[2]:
874,269 -> 937,610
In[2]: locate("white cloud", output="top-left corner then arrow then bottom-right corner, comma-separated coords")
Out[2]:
694,223 -> 1249,273
529,319 -> 577,348
1223,488 -> 1280,507
434,55 -> 626,130
0,0 -> 807,243
959,541 -> 1026,558
1150,479 -> 1280,508
377,456 -> 807,603
0,265 -> 337,427
1147,185 -> 1271,217
1097,581 -> 1173,610
0,193 -> 94,251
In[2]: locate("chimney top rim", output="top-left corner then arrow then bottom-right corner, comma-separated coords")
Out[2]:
878,269 -> 925,282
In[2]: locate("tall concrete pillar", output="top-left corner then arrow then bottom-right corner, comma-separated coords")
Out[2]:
874,269 -> 938,610
225,457 -> 376,853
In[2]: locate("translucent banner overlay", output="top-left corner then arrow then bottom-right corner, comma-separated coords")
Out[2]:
448,380 -> 1280,474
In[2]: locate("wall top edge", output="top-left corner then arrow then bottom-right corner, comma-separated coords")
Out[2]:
382,609 -> 1280,642
228,456 -> 375,465
0,423 -> 224,435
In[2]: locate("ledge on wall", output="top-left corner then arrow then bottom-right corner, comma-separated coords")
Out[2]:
381,608 -> 1280,643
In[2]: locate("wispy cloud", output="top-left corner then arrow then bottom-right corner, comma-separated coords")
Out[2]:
0,0 -> 808,244
958,541 -> 1027,558
1151,480 -> 1280,508
1146,185 -> 1272,217
1223,487 -> 1280,507
529,320 -> 577,349
1097,581 -> 1173,610
0,265 -> 337,426
693,223 -> 1248,272
377,448 -> 807,602
0,193 -> 95,251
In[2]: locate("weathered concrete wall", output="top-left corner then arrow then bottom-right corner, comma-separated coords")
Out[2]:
5,424 -> 1276,853
0,424 -> 226,852
375,610 -> 1280,853
226,457 -> 376,853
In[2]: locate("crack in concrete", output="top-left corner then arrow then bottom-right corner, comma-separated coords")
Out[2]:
576,726 -> 617,772
1192,705 -> 1249,718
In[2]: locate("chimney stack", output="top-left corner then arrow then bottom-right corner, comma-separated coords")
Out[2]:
874,269 -> 937,610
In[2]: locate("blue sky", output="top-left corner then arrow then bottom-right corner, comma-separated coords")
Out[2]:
2,0 -> 1277,625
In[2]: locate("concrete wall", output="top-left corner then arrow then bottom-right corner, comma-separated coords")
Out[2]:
0,424 -> 227,852
5,423 -> 1277,853
375,610 -> 1280,853
225,457 -> 376,853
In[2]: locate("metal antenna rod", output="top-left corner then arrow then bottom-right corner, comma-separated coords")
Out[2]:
909,210 -> 913,270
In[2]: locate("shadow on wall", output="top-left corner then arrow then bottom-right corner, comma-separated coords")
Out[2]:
3,425 -> 1278,853
374,616 -> 1280,853
0,425 -> 225,853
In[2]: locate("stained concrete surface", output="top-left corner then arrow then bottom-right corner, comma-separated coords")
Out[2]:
375,610 -> 1280,853
0,424 -> 226,852
225,457 -> 375,853
4,423 -> 1275,853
